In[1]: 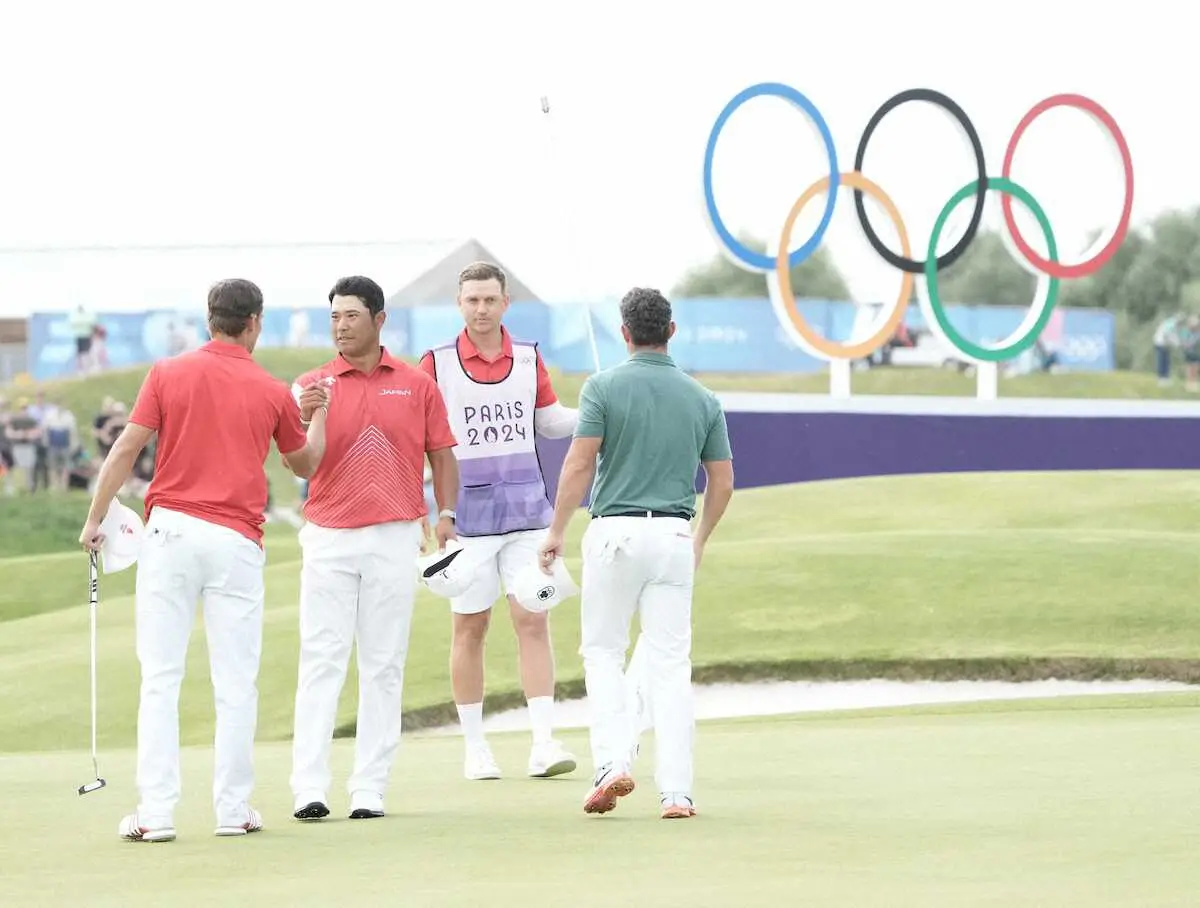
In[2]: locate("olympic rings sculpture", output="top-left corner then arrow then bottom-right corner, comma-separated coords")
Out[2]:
701,84 -> 1134,364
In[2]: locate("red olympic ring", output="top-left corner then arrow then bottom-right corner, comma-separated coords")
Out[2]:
1000,93 -> 1134,279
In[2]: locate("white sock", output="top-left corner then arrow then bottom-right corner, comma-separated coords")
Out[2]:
527,696 -> 554,745
457,702 -> 485,747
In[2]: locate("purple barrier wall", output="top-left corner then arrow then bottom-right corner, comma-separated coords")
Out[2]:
534,394 -> 1200,504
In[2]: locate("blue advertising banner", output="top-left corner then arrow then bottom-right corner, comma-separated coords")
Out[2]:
25,297 -> 1116,380
29,308 -> 210,380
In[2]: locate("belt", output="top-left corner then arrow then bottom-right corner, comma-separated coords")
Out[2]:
592,510 -> 692,520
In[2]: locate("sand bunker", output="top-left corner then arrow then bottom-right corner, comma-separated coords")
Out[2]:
413,678 -> 1199,737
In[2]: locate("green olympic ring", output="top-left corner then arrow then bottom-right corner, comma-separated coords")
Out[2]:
923,176 -> 1059,364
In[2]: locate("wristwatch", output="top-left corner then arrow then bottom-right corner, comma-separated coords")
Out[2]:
439,509 -> 456,522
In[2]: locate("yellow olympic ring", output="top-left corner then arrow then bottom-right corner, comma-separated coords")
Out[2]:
774,171 -> 914,361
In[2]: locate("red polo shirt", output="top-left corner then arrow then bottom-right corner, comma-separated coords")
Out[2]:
128,340 -> 309,545
417,326 -> 558,406
294,348 -> 456,529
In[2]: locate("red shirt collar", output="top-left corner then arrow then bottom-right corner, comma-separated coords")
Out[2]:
457,326 -> 513,362
332,347 -> 405,376
202,340 -> 252,360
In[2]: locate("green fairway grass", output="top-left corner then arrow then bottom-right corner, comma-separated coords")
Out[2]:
3,471 -> 1200,755
2,696 -> 1198,907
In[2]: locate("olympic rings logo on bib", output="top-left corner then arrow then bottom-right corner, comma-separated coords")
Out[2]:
701,84 -> 1134,364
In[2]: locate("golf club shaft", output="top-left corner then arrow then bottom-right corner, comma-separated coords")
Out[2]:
89,551 -> 98,772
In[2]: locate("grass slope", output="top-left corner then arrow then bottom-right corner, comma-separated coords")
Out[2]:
2,698 -> 1199,907
3,471 -> 1200,754
3,348 -> 1195,514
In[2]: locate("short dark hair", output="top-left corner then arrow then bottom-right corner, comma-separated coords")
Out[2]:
329,275 -> 385,317
458,261 -> 507,294
619,287 -> 672,347
207,279 -> 264,337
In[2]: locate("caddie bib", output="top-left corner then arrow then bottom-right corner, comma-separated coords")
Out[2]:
431,339 -> 553,537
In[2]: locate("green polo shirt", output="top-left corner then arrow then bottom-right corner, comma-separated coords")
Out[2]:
575,351 -> 732,518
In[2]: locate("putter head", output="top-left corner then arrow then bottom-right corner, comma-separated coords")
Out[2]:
78,778 -> 106,796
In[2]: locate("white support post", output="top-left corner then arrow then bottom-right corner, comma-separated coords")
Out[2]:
829,359 -> 852,399
975,361 -> 998,400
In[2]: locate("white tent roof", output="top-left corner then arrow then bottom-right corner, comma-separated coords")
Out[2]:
0,239 -> 465,316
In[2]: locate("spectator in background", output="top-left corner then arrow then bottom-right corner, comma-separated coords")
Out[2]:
4,398 -> 42,493
43,401 -> 78,491
1034,337 -> 1062,373
93,397 -> 127,461
1153,311 -> 1186,386
166,322 -> 187,357
91,322 -> 109,372
68,304 -> 98,374
288,310 -> 311,348
0,397 -> 14,496
1183,315 -> 1200,393
24,392 -> 50,491
124,436 -> 156,499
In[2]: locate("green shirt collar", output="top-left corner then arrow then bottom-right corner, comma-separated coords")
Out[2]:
630,351 -> 674,366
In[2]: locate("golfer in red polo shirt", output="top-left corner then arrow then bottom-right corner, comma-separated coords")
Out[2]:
418,261 -> 580,782
288,275 -> 460,823
78,278 -> 330,843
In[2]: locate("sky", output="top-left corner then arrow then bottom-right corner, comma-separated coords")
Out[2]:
0,0 -> 1183,315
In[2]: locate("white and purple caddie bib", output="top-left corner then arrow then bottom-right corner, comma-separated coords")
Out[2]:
431,339 -> 554,537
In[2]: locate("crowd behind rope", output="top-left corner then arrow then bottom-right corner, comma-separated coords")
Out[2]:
0,384 -> 427,524
0,392 -> 152,498
1152,311 -> 1200,391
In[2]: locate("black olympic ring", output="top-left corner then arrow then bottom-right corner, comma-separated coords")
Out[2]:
852,88 -> 988,275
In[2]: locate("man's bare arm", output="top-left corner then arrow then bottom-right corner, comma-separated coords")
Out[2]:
548,435 -> 601,536
280,408 -> 328,479
695,459 -> 734,545
427,446 -> 459,512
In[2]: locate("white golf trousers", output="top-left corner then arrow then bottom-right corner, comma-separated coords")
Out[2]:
579,514 -> 695,794
134,506 -> 266,829
289,519 -> 423,801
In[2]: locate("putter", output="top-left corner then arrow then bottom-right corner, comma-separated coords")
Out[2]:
78,550 -> 106,796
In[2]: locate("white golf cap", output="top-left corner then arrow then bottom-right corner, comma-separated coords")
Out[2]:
98,499 -> 144,574
416,539 -> 473,599
511,557 -> 580,613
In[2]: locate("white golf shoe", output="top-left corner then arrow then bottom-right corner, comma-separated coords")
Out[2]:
527,739 -> 577,778
214,806 -> 263,837
530,738 -> 576,777
118,813 -> 175,843
464,742 -> 502,780
293,792 -> 330,821
349,790 -> 385,819
660,793 -> 696,819
583,762 -> 635,815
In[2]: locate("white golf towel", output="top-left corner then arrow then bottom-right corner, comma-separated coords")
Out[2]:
98,499 -> 145,574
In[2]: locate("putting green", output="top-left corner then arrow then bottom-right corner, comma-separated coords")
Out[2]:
3,695 -> 1198,907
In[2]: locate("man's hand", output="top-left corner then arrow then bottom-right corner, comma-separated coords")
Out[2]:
297,381 -> 331,422
79,518 -> 105,553
435,516 -> 457,548
693,537 -> 706,571
538,531 -> 565,575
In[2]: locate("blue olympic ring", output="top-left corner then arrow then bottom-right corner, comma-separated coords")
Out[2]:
702,83 -> 840,274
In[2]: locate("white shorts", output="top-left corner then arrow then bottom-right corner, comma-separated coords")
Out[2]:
450,529 -> 545,615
